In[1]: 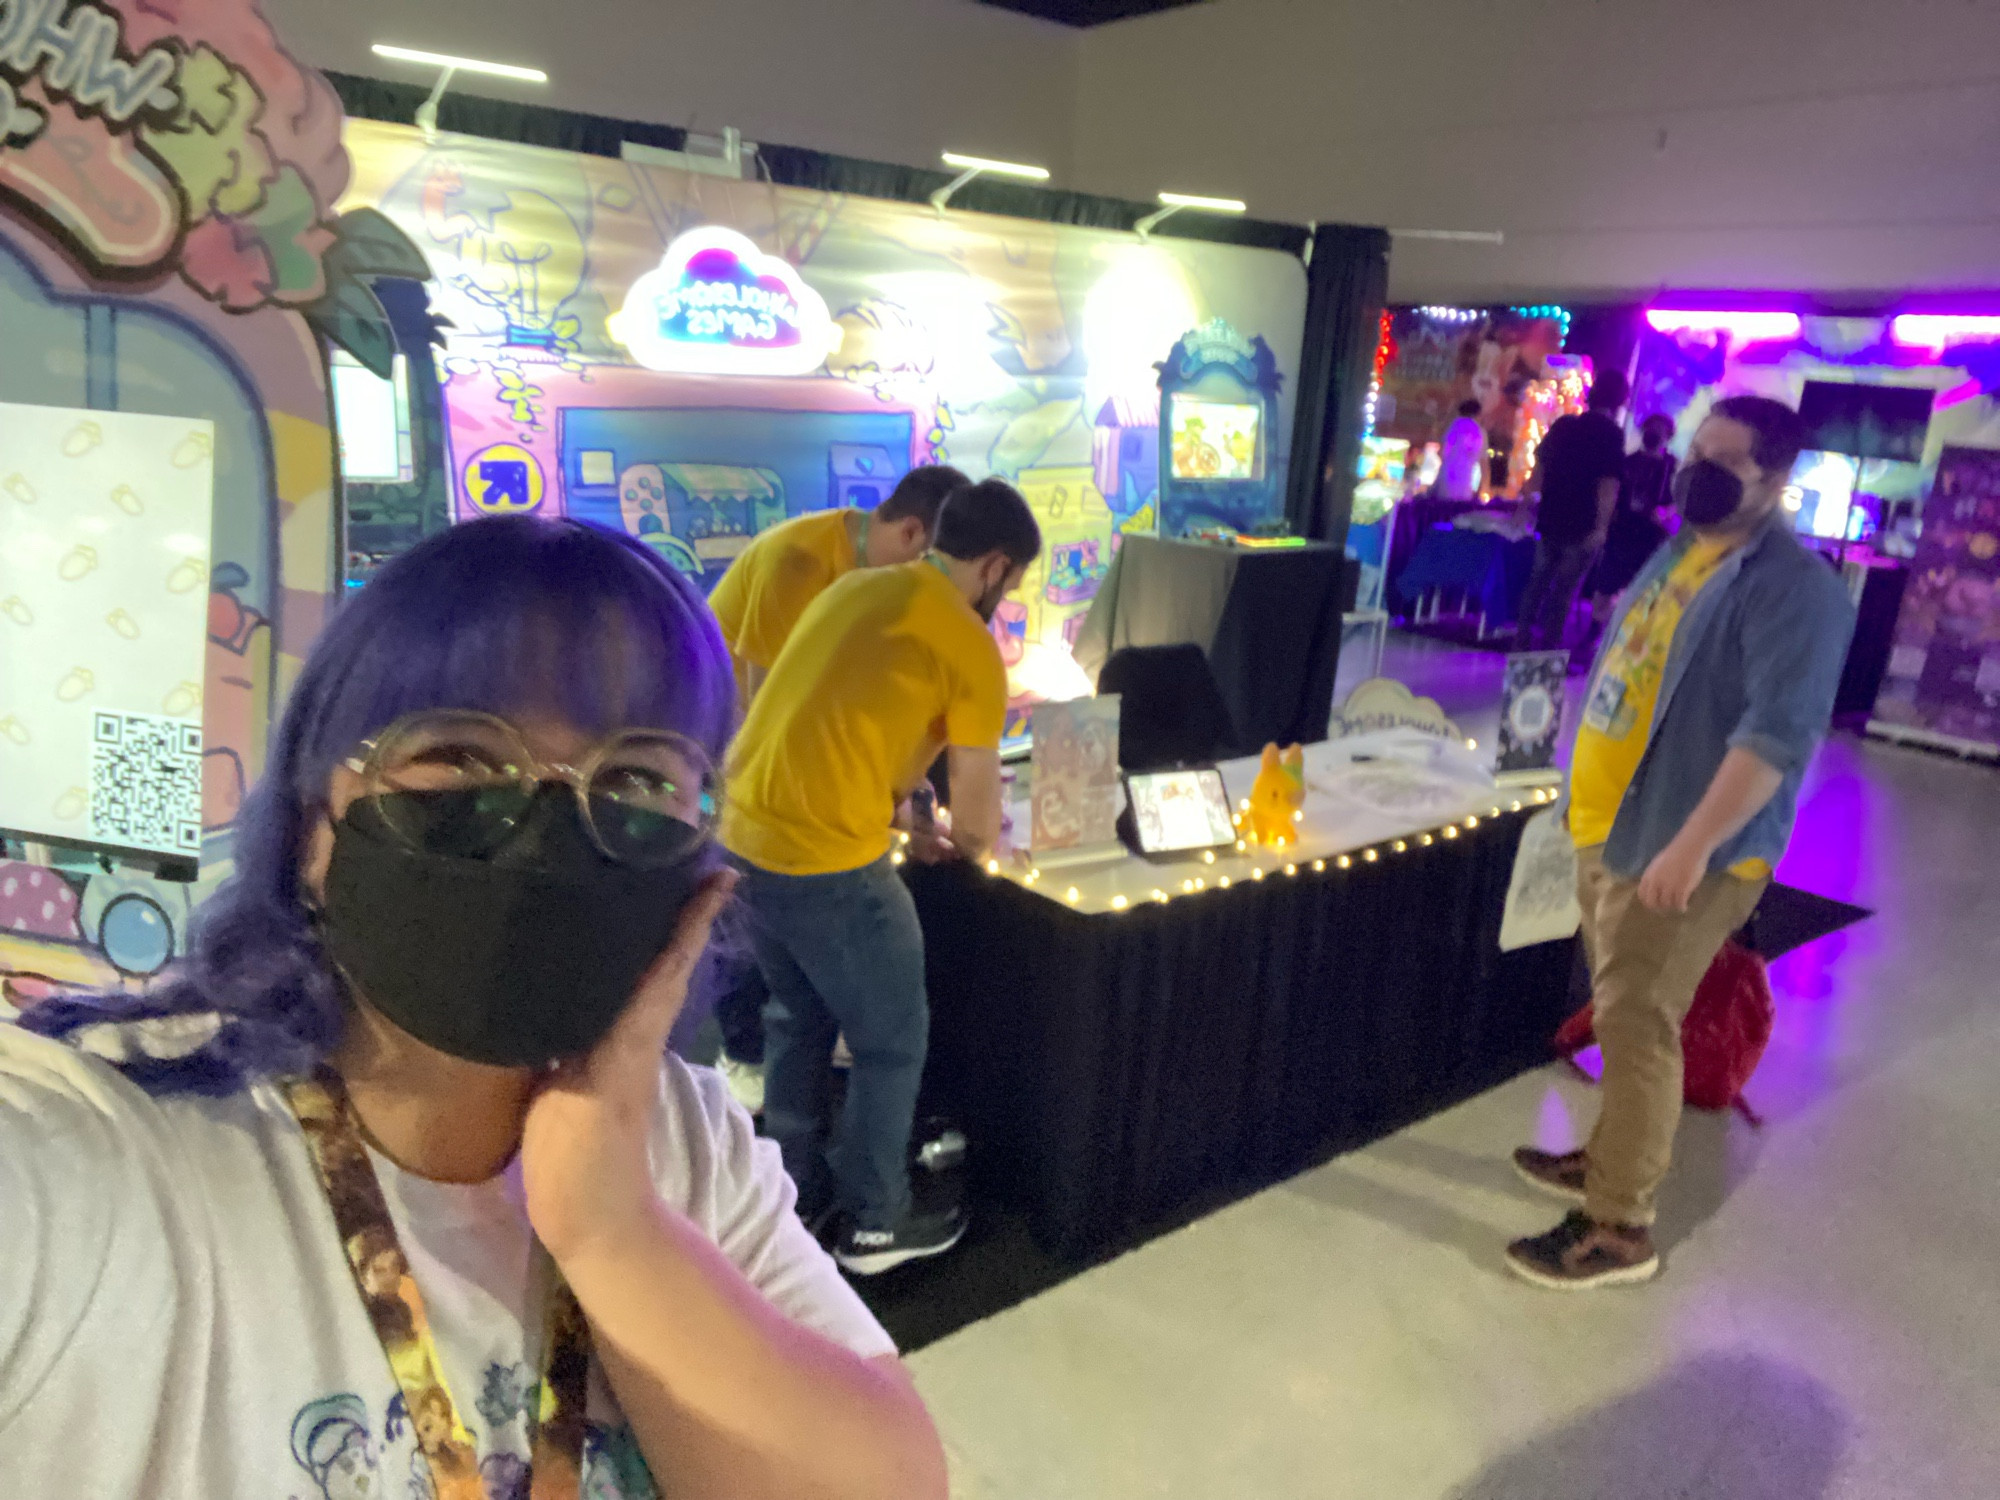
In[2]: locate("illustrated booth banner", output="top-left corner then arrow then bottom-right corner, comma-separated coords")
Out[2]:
335,119 -> 1310,690
0,0 -> 349,990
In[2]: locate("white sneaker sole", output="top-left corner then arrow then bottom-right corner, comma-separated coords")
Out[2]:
1504,1251 -> 1660,1291
1512,1157 -> 1588,1205
835,1219 -> 969,1277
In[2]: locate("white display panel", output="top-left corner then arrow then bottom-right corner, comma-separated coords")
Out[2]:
331,351 -> 411,482
0,401 -> 215,861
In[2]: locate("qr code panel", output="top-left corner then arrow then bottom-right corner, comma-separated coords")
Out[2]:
90,711 -> 203,855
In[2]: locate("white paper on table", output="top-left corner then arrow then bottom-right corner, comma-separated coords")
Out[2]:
1499,807 -> 1582,952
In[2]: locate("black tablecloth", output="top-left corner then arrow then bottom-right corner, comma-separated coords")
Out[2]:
909,806 -> 1576,1257
1073,535 -> 1345,754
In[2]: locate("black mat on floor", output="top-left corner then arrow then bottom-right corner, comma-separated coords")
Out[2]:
1743,883 -> 1873,961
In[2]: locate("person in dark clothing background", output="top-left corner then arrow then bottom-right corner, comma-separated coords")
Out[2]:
1517,369 -> 1630,652
1584,412 -> 1680,647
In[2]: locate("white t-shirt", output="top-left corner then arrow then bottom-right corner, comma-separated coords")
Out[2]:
0,1018 -> 893,1499
1437,415 -> 1487,501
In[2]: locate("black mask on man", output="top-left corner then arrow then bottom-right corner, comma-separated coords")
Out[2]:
1672,459 -> 1749,527
975,572 -> 1011,624
320,789 -> 707,1067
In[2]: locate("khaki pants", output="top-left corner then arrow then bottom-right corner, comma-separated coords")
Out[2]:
1575,845 -> 1768,1227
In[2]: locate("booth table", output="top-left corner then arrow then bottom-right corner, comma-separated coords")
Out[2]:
1072,534 -> 1346,754
1394,525 -> 1536,633
909,738 -> 1575,1257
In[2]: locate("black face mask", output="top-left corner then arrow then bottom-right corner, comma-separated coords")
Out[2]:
975,571 -> 1011,624
320,789 -> 708,1067
1672,458 -> 1749,526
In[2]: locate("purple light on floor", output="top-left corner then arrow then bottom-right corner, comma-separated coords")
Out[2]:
1646,308 -> 1802,343
1888,313 -> 2000,351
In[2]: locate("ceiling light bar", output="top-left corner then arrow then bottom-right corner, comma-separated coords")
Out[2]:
373,44 -> 547,143
1645,308 -> 1801,343
370,44 -> 548,82
1391,228 -> 1506,245
1889,314 -> 2000,351
1136,191 -> 1248,240
1156,191 -> 1248,213
931,151 -> 1051,214
939,152 -> 1051,182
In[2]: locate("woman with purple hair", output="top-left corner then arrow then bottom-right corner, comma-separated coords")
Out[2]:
0,518 -> 946,1499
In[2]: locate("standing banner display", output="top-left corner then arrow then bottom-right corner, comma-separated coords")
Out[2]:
1870,446 -> 2000,758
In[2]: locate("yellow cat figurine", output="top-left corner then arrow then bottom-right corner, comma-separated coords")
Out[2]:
1246,743 -> 1305,847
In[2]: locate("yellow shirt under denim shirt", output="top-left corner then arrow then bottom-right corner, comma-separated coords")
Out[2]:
1569,537 -> 1771,879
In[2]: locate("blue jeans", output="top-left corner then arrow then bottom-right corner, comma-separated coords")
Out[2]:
732,855 -> 927,1230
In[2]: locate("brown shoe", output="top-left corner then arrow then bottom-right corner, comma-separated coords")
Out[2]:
1512,1146 -> 1588,1204
1506,1211 -> 1659,1289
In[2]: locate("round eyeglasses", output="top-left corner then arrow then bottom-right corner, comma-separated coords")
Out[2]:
345,710 -> 720,869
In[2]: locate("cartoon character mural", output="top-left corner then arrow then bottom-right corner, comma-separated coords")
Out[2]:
0,2 -> 431,998
336,121 -> 1306,634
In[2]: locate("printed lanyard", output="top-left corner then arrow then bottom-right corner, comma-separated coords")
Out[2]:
285,1068 -> 592,1499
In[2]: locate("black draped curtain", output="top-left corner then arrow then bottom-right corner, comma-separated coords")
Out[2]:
1284,224 -> 1392,558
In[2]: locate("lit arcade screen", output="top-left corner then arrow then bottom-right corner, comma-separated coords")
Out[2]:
1170,399 -> 1263,482
1127,768 -> 1237,854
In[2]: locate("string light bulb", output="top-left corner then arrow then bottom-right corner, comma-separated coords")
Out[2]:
1392,840 -> 1407,853
985,858 -> 1001,875
1110,894 -> 1129,911
1510,801 -> 1523,812
1465,815 -> 1480,828
1419,833 -> 1433,846
1337,855 -> 1352,869
1152,888 -> 1169,904
1193,877 -> 1207,891
1283,863 -> 1297,877
1251,867 -> 1266,881
1064,886 -> 1080,905
1363,848 -> 1378,862
1442,826 -> 1459,840
1203,850 -> 1217,865
1312,859 -> 1326,872
1236,839 -> 1248,852
1488,807 -> 1502,818
891,850 -> 906,866
1218,875 -> 1233,889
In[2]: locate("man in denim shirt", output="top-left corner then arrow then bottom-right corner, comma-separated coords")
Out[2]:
1509,395 -> 1856,1289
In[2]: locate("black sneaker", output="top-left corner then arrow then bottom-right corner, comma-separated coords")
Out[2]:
834,1204 -> 968,1276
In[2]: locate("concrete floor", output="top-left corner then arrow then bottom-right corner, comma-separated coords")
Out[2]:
908,639 -> 2000,1499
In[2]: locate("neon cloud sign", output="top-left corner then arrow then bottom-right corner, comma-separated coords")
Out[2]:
1645,309 -> 1802,343
609,226 -> 841,376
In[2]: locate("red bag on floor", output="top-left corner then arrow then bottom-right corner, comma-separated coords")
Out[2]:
1553,939 -> 1776,1118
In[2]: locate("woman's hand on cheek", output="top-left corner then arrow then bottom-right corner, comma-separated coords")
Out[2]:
522,870 -> 737,1266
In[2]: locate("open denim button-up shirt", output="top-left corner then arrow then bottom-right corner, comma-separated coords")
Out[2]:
1559,512 -> 1857,881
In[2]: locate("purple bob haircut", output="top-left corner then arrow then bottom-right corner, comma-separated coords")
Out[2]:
24,517 -> 736,1093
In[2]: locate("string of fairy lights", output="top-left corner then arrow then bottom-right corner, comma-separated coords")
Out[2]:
890,786 -> 1560,914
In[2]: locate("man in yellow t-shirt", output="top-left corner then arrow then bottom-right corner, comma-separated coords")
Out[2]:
704,465 -> 964,1114
725,478 -> 1040,1275
709,464 -> 967,709
1510,395 -> 1855,1291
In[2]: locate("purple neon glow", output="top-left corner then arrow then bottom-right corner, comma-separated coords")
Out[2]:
1889,314 -> 2000,350
1646,309 -> 1803,342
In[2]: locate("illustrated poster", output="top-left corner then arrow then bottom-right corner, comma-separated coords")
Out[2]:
0,403 -> 215,860
1497,651 -> 1568,773
1030,696 -> 1121,855
1499,807 -> 1583,952
1871,446 -> 2000,753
